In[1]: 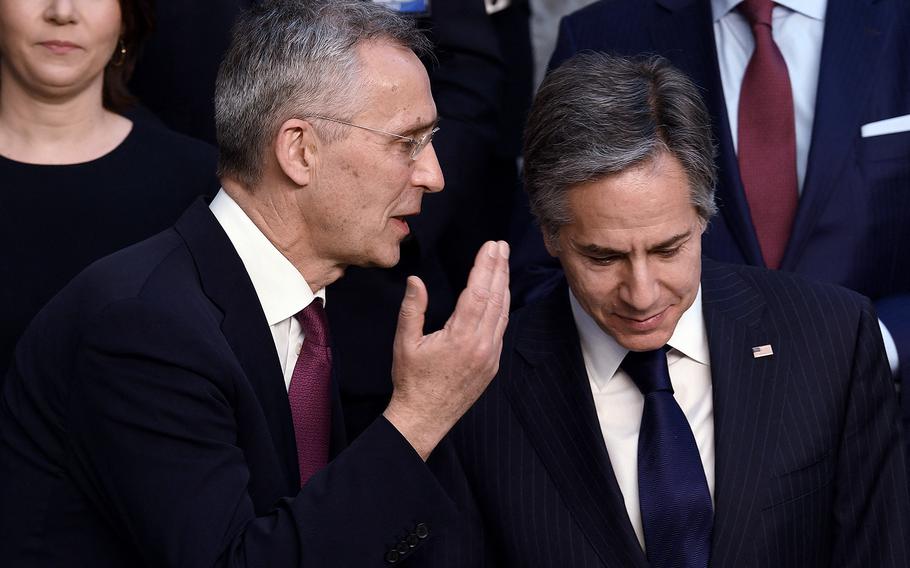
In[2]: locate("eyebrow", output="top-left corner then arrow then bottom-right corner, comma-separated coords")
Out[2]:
398,117 -> 439,138
573,230 -> 693,257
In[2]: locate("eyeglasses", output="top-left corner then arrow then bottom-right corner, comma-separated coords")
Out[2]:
307,114 -> 440,160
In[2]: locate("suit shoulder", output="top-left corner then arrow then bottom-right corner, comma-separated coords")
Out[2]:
707,261 -> 872,324
43,229 -> 208,330
504,285 -> 571,339
13,229 -> 215,399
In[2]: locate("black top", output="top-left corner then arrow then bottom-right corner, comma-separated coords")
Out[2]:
0,118 -> 219,373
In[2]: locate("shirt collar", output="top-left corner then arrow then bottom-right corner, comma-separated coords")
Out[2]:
666,286 -> 710,366
209,189 -> 325,326
712,0 -> 826,22
570,285 -> 708,391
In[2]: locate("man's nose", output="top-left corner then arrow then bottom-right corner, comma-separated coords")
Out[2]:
411,141 -> 444,194
618,259 -> 661,312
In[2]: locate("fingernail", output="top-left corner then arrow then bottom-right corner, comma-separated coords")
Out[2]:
486,241 -> 497,258
405,277 -> 417,297
499,241 -> 510,259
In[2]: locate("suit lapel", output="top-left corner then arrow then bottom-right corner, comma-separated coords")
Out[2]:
652,0 -> 764,266
700,260 -> 787,564
504,286 -> 648,568
175,200 -> 300,493
782,0 -> 892,269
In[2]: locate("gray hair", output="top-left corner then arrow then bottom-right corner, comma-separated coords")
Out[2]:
214,0 -> 431,187
523,52 -> 718,243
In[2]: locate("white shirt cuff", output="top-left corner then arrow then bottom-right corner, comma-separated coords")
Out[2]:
879,318 -> 901,377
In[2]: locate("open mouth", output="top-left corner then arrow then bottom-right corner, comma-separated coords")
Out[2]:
391,215 -> 411,235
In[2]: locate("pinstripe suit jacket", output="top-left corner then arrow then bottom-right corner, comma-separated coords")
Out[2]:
419,259 -> 910,567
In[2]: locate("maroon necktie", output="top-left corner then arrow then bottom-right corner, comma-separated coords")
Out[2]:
288,298 -> 332,487
737,0 -> 798,270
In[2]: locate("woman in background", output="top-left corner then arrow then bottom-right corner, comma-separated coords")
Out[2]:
0,0 -> 219,374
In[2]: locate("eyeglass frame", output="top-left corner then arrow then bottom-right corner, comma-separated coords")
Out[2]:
306,114 -> 440,161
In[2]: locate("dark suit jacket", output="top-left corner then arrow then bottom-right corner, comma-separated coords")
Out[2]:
0,200 -> 455,567
513,0 -> 910,383
420,260 -> 910,567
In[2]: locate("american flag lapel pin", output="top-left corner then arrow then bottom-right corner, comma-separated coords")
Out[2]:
752,344 -> 774,358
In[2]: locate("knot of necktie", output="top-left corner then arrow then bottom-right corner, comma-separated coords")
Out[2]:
621,347 -> 673,396
296,298 -> 330,347
739,0 -> 774,28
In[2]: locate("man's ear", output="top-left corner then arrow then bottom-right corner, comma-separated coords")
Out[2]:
274,118 -> 318,187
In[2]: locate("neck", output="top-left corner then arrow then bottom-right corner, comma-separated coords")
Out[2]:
222,180 -> 346,293
0,67 -> 130,164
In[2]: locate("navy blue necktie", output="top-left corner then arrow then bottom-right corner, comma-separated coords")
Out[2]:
621,347 -> 713,568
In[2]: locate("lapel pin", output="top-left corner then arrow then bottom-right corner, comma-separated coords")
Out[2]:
752,344 -> 774,358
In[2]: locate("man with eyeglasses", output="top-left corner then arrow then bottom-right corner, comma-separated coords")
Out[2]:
0,1 -> 509,567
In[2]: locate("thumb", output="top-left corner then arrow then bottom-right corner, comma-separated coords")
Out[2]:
395,276 -> 428,348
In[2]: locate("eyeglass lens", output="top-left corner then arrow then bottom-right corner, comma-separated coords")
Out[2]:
411,127 -> 440,160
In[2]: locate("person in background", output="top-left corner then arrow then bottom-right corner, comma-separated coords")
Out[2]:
0,0 -> 219,375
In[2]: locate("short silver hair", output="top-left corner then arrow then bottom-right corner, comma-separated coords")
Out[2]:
214,0 -> 431,187
523,52 -> 718,242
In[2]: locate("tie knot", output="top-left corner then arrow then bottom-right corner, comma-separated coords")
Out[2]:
296,298 -> 330,347
621,347 -> 673,396
739,0 -> 774,27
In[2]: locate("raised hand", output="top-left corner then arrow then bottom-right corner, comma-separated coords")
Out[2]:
384,240 -> 510,460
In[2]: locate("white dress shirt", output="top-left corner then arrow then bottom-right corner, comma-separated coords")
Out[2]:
571,288 -> 714,551
210,189 -> 326,390
712,0 -> 826,192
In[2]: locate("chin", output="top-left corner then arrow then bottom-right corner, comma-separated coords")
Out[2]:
614,329 -> 675,353
619,339 -> 664,353
360,248 -> 401,269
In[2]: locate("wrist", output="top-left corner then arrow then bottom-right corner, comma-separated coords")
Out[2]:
382,400 -> 449,461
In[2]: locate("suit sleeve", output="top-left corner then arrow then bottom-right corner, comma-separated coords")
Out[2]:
67,298 -> 456,567
831,300 -> 910,566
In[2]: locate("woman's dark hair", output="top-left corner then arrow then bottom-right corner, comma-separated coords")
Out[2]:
103,0 -> 155,112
